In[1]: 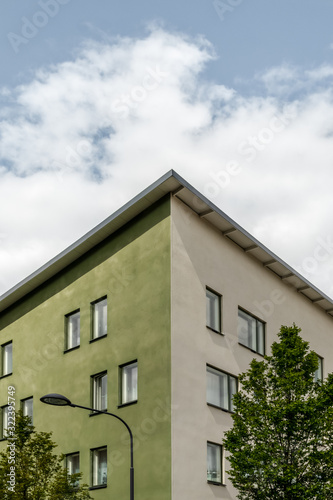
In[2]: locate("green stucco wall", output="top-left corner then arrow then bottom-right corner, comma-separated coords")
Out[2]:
0,196 -> 172,500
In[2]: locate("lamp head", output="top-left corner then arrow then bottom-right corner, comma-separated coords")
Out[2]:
40,393 -> 72,406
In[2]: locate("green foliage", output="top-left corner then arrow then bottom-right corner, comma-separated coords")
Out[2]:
224,324 -> 333,500
0,411 -> 92,499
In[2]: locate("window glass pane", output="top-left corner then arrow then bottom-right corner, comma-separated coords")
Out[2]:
314,356 -> 323,382
93,373 -> 107,411
220,372 -> 228,410
101,374 -> 107,410
207,366 -> 237,411
93,299 -> 107,339
249,316 -> 256,351
206,290 -> 220,331
2,343 -> 13,375
207,443 -> 222,483
229,376 -> 237,412
238,312 -> 250,349
257,321 -> 264,355
122,362 -> 138,404
92,448 -> 107,486
67,453 -> 80,477
66,312 -> 80,349
207,368 -> 221,407
238,309 -> 265,355
22,398 -> 33,424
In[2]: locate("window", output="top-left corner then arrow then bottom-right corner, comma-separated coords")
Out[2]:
238,309 -> 265,355
91,297 -> 107,340
120,361 -> 138,405
206,289 -> 221,332
65,311 -> 80,350
66,452 -> 80,487
1,405 -> 8,440
92,372 -> 107,412
206,366 -> 237,412
21,397 -> 33,424
207,442 -> 223,484
1,342 -> 13,376
91,447 -> 107,487
314,355 -> 323,382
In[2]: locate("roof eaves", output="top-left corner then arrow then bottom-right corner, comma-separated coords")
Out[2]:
1,169 -> 332,317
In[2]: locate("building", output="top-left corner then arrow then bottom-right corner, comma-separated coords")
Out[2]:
1,170 -> 333,499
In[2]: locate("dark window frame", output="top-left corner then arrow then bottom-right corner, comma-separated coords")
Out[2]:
90,446 -> 107,489
118,360 -> 138,408
207,441 -> 224,485
21,396 -> 33,423
90,371 -> 108,415
90,296 -> 108,342
314,354 -> 323,382
64,309 -> 80,353
0,404 -> 9,441
238,307 -> 265,356
1,341 -> 13,378
206,287 -> 222,334
65,451 -> 80,487
206,364 -> 238,413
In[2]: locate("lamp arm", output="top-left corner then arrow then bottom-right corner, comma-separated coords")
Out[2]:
70,403 -> 134,469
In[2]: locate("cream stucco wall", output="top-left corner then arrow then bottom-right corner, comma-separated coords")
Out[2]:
170,195 -> 333,500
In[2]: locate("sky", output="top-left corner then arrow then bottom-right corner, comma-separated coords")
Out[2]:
0,0 -> 333,300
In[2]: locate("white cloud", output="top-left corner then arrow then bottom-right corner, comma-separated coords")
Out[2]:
306,64 -> 333,81
1,29 -> 333,300
254,62 -> 333,96
257,64 -> 300,94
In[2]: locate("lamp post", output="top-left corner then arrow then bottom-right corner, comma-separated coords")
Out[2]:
40,393 -> 134,500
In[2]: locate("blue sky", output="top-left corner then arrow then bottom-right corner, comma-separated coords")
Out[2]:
1,0 -> 333,300
2,1 -> 333,90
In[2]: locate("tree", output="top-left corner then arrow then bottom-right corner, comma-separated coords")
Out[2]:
223,324 -> 333,500
0,411 -> 92,499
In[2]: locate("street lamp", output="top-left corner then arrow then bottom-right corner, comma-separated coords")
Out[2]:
40,393 -> 134,500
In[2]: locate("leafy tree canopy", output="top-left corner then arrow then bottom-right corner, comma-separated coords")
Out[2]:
0,411 -> 92,500
224,324 -> 333,500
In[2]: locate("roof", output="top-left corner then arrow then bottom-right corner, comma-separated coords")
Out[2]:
1,170 -> 333,317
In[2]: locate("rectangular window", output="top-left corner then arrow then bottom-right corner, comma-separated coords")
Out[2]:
66,452 -> 80,487
1,405 -> 8,440
120,361 -> 138,405
207,442 -> 223,484
21,397 -> 33,424
66,452 -> 80,475
65,311 -> 80,350
91,447 -> 107,487
92,297 -> 107,340
314,355 -> 323,382
1,342 -> 13,376
92,372 -> 107,412
206,366 -> 237,412
238,309 -> 265,355
206,289 -> 221,332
